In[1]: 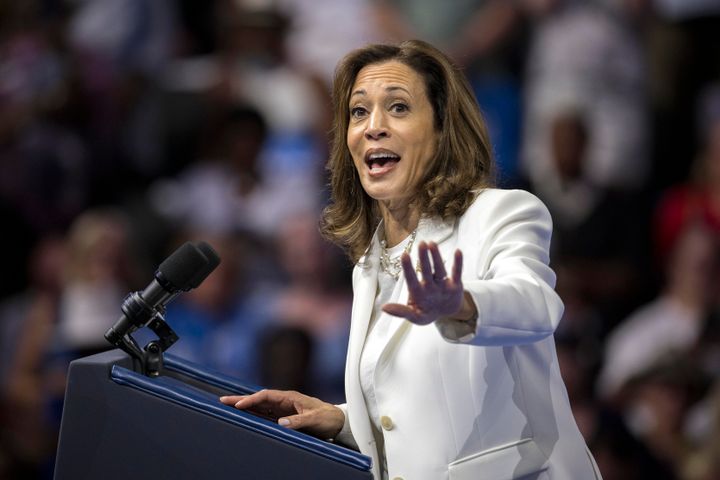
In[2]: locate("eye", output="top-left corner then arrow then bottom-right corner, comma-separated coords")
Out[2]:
390,103 -> 409,114
350,106 -> 367,119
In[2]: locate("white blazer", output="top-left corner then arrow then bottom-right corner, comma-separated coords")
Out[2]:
336,189 -> 602,480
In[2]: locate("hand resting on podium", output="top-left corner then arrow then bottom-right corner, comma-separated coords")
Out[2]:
220,389 -> 345,440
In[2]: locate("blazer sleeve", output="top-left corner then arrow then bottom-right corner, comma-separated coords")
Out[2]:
332,403 -> 359,450
436,189 -> 564,346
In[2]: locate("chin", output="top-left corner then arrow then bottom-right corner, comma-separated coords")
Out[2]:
359,175 -> 412,205
367,189 -> 409,206
361,183 -> 394,201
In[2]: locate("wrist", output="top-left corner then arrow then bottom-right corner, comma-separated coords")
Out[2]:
452,291 -> 477,324
434,291 -> 477,342
328,406 -> 345,439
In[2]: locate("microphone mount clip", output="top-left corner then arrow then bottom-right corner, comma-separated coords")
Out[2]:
108,295 -> 179,377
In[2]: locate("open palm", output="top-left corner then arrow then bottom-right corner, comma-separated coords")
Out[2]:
382,241 -> 465,325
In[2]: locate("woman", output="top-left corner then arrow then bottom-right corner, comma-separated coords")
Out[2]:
221,39 -> 601,480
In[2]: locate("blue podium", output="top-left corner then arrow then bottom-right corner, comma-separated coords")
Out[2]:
54,350 -> 372,479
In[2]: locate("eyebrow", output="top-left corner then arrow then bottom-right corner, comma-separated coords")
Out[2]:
350,85 -> 411,99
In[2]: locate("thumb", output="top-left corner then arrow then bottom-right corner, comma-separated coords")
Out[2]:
382,303 -> 418,321
277,413 -> 308,429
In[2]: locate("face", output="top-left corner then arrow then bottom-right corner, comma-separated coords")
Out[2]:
347,61 -> 439,208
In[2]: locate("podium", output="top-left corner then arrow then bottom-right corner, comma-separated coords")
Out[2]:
54,349 -> 373,479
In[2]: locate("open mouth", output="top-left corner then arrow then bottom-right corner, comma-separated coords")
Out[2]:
365,149 -> 401,174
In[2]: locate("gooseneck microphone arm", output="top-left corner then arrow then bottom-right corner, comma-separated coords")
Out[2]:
104,241 -> 221,376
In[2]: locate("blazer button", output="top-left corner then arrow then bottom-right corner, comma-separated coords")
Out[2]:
380,415 -> 394,431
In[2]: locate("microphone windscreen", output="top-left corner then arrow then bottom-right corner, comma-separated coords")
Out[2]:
158,242 -> 211,291
188,241 -> 221,288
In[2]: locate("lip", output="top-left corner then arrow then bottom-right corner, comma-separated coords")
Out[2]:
364,147 -> 401,162
364,148 -> 401,177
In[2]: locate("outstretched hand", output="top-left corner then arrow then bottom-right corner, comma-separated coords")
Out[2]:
220,390 -> 345,440
382,241 -> 469,326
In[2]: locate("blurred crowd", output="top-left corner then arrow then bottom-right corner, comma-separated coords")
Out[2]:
0,0 -> 719,478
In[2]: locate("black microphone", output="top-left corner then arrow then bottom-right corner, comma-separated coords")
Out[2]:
189,241 -> 221,288
104,241 -> 221,346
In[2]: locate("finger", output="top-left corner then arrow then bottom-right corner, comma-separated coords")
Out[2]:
452,249 -> 463,284
417,241 -> 433,282
233,389 -> 286,409
400,252 -> 421,292
219,395 -> 246,405
428,242 -> 447,281
232,389 -> 268,408
382,302 -> 420,323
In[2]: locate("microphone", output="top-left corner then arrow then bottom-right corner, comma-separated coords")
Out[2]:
104,241 -> 221,346
189,241 -> 222,288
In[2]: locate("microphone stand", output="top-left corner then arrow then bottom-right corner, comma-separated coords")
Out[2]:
109,307 -> 179,377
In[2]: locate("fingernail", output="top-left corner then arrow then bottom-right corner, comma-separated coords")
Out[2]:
234,401 -> 243,408
278,418 -> 290,426
219,396 -> 227,401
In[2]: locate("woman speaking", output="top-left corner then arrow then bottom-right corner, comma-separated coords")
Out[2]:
221,39 -> 601,480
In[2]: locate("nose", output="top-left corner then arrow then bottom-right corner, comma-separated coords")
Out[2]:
365,111 -> 389,140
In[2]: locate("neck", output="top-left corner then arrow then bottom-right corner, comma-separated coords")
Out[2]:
379,201 -> 420,247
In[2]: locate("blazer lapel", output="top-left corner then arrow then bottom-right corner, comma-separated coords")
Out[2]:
346,242 -> 379,388
344,232 -> 383,476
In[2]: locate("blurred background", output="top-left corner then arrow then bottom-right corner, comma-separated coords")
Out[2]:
1,0 -> 719,478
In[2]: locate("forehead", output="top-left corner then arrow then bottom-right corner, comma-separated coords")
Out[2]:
350,61 -> 426,98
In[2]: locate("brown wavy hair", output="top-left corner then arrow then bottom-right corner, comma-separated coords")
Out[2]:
320,39 -> 495,263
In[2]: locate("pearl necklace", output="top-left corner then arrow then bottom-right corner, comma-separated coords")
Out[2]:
379,229 -> 417,280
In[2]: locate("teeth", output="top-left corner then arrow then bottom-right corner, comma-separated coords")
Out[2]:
368,152 -> 399,160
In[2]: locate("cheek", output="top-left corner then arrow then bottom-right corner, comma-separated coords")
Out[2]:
348,129 -> 370,171
347,127 -> 362,156
348,148 -> 364,174
410,136 -> 438,173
